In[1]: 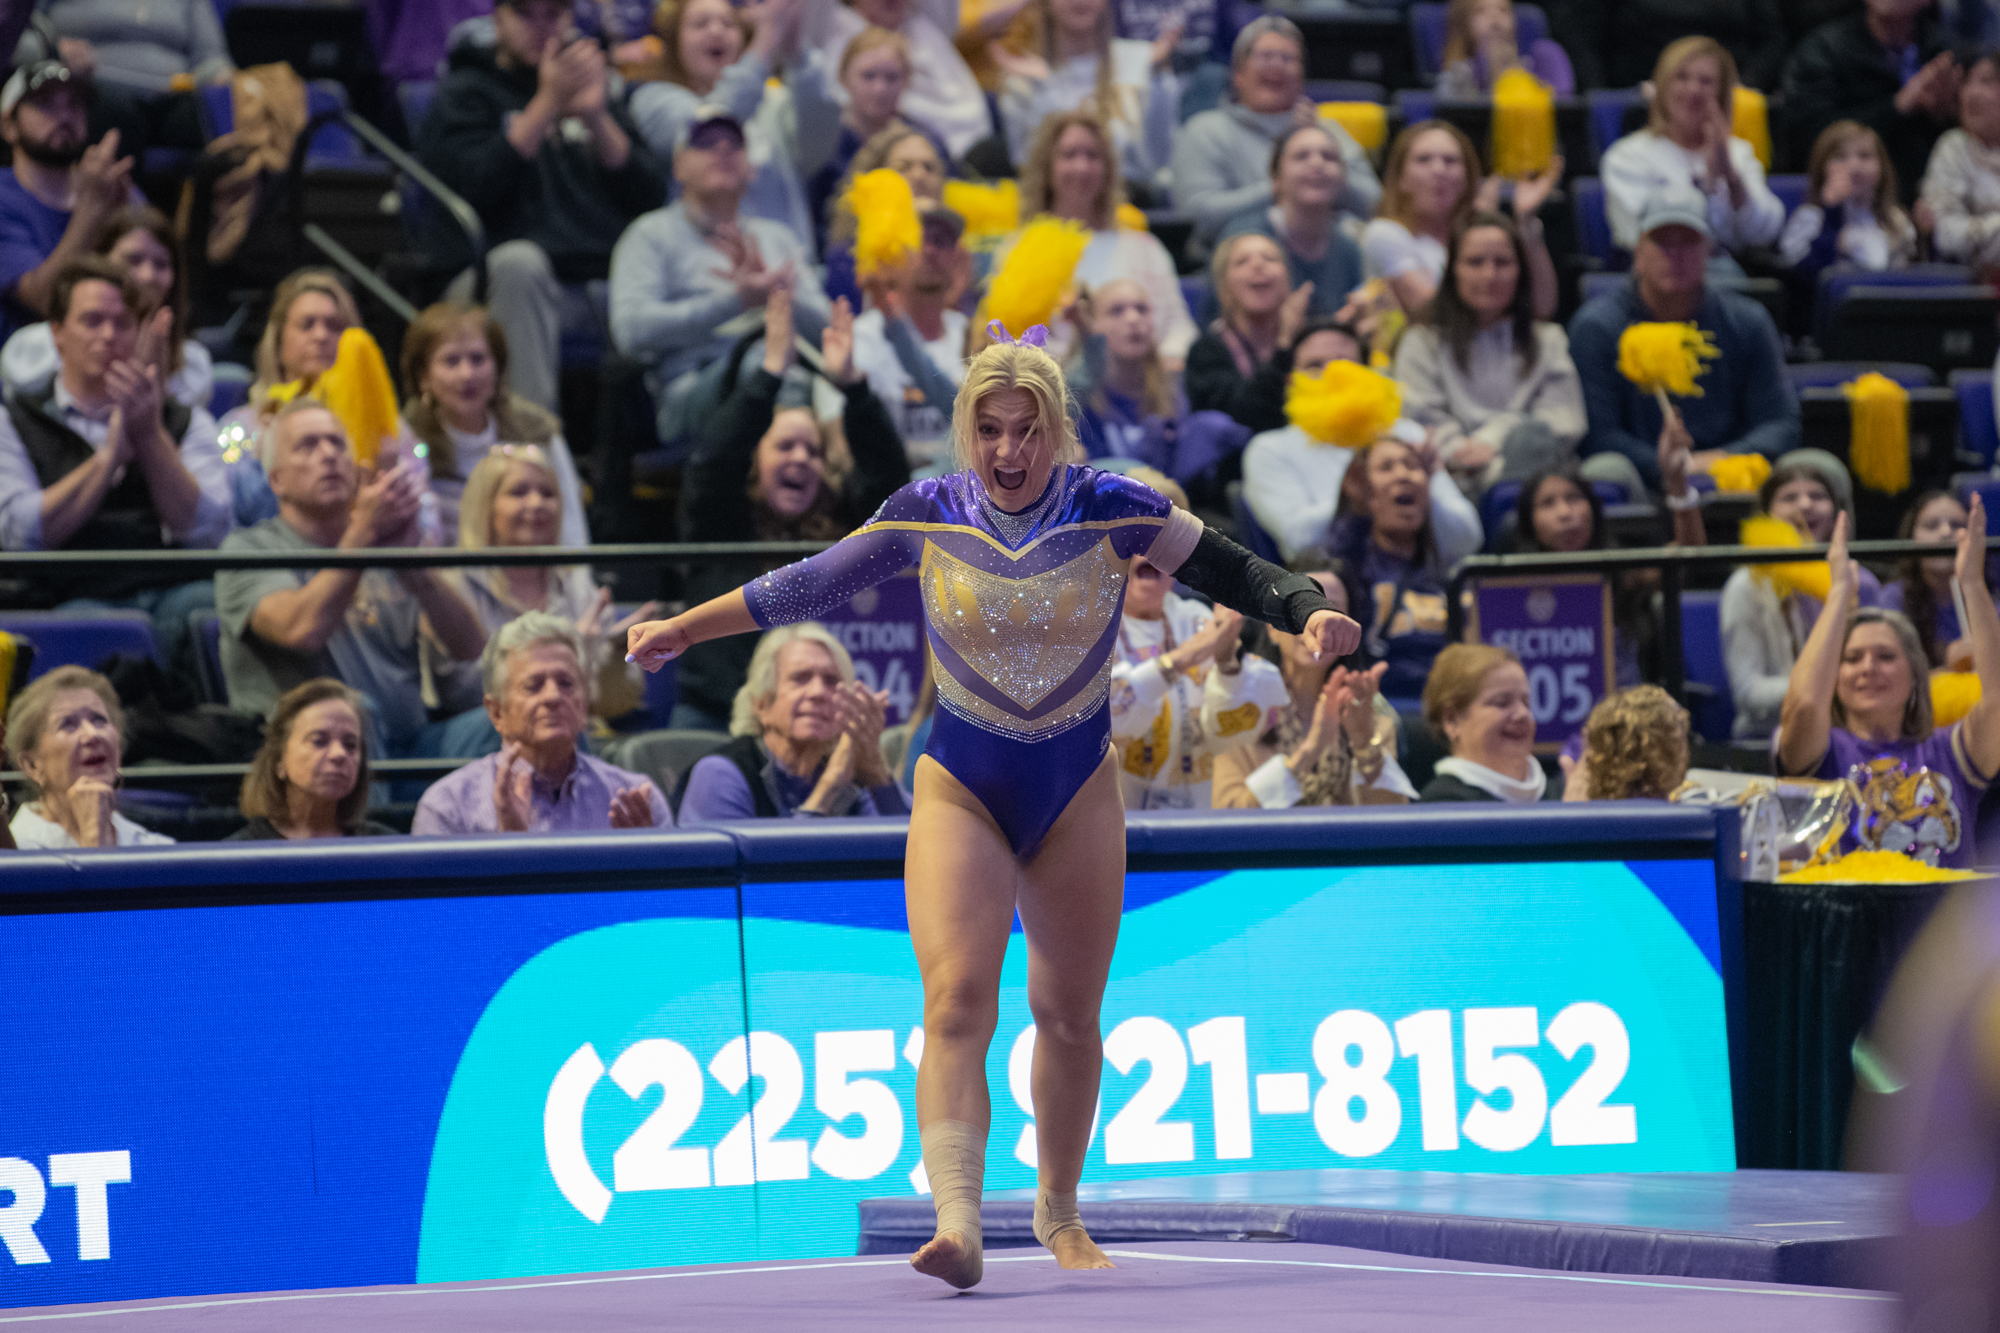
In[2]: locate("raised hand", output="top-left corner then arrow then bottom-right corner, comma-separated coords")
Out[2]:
1277,280 -> 1315,349
626,616 -> 692,671
1304,607 -> 1363,661
1513,156 -> 1563,221
574,585 -> 615,641
69,776 -> 119,848
73,130 -> 133,218
837,681 -> 893,786
762,282 -> 796,376
1827,509 -> 1854,595
1473,174 -> 1505,214
1957,492 -> 1989,592
822,296 -> 859,384
1340,660 -> 1386,748
1559,751 -> 1591,802
1149,16 -> 1185,70
1178,605 -> 1244,669
492,743 -> 534,832
608,783 -> 660,828
344,459 -> 423,548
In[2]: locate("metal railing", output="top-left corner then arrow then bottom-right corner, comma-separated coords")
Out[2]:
0,540 -> 830,575
1444,538 -> 1961,703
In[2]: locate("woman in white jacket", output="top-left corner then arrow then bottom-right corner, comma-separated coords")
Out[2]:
1392,210 -> 1584,496
1600,36 -> 1783,264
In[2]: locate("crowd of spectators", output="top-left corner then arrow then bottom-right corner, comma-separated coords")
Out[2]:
9,0 -> 2000,861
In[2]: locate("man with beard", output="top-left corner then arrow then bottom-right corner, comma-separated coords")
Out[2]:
0,61 -> 134,340
848,204 -> 970,475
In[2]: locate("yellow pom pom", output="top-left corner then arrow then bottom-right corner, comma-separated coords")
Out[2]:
848,168 -> 923,278
311,328 -> 399,469
1740,513 -> 1833,602
1115,202 -> 1149,232
1782,848 -> 1981,883
1617,322 -> 1720,398
1490,68 -> 1555,178
1285,360 -> 1403,448
1843,371 -> 1911,496
1319,101 -> 1386,153
1708,453 -> 1771,494
1932,670 -> 1983,727
943,179 -> 1019,241
1731,86 -> 1772,172
986,216 -> 1091,340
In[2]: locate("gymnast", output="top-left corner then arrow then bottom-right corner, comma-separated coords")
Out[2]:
626,324 -> 1361,1289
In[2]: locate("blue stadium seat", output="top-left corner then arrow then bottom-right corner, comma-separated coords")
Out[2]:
1767,174 -> 1808,218
1572,177 -> 1625,270
398,80 -> 437,137
1586,88 -> 1644,157
1226,482 -> 1282,563
1961,477 -> 2000,534
208,362 -> 254,418
1578,270 -> 1624,304
1814,263 -> 1973,345
1952,369 -> 2000,467
1783,362 -> 1937,391
1304,80 -> 1386,104
1408,3 -> 1548,77
190,612 -> 228,705
1180,275 -> 1210,324
201,79 -> 373,168
1680,590 -> 1734,742
1819,277 -> 2000,373
0,611 -> 158,678
1393,88 -> 1436,124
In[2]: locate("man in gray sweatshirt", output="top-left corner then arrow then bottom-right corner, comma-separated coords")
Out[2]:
1170,16 -> 1381,255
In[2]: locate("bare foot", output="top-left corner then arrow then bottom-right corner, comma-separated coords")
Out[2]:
1047,1227 -> 1115,1270
912,1228 -> 983,1289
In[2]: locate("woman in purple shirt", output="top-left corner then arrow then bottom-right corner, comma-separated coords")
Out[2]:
1776,500 -> 2000,870
627,325 -> 1359,1289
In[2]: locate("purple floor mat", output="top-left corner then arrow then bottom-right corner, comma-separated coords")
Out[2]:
859,1169 -> 1896,1288
2,1243 -> 1892,1331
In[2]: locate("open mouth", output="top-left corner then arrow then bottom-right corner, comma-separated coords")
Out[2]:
994,467 -> 1028,493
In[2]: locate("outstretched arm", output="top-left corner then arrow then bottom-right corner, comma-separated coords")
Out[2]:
1775,512 -> 1854,777
1173,527 -> 1362,660
627,588 -> 760,671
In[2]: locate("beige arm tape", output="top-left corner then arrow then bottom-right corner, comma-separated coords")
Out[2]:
1145,506 -> 1205,577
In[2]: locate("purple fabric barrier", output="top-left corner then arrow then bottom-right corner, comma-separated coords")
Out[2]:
13,1241 -> 1887,1331
858,1168 -> 1895,1288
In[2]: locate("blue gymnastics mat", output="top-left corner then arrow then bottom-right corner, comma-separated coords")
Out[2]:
857,1169 -> 1895,1289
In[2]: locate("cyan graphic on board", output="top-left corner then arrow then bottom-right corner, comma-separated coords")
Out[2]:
416,861 -> 1733,1280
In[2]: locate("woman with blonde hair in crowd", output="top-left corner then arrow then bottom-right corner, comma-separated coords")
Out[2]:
5,667 -> 172,848
1183,231 -> 1309,433
1211,553 -> 1415,808
996,0 -> 1178,188
1009,112 -> 1196,366
631,0 -> 835,253
1418,642 -> 1560,802
1600,36 -> 1784,263
401,301 -> 591,547
230,679 -> 398,839
627,322 -> 1359,1289
1366,120 -> 1559,319
1780,120 -> 1917,285
1560,685 -> 1690,801
806,28 -> 917,253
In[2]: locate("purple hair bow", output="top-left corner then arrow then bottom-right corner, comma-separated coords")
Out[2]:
986,320 -> 1049,348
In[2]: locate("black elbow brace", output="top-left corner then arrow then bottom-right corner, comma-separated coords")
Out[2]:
1175,528 -> 1332,634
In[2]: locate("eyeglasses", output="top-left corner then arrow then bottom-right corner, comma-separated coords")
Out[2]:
1245,48 -> 1302,68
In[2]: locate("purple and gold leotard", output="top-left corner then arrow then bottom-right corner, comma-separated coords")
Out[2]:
744,464 -> 1205,856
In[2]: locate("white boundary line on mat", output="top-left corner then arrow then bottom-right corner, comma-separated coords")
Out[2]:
0,1247 -> 1893,1322
1098,1250 -> 1893,1302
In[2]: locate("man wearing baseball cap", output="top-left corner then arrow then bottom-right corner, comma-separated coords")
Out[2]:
416,0 -> 667,412
0,60 -> 135,342
1569,187 -> 1800,494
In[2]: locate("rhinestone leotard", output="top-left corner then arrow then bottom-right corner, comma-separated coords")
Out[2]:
744,465 -> 1204,857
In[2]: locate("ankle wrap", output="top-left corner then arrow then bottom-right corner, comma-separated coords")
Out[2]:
1033,1186 -> 1084,1248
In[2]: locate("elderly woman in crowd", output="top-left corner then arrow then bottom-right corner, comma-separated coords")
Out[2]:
1010,112 -> 1196,366
1366,121 -> 1558,320
1921,50 -> 2000,272
1561,685 -> 1691,801
1170,15 -> 1380,252
1212,557 -> 1415,808
1393,210 -> 1583,492
997,0 -> 1178,188
1600,37 -> 1784,264
1184,232 -> 1311,434
1218,122 -> 1367,318
1723,458 -> 1882,740
1,203 -> 211,412
631,0 -> 831,252
1419,642 -> 1560,802
412,612 -> 670,835
401,301 -> 590,547
672,289 -> 910,732
229,679 -> 397,839
676,621 -> 912,821
1775,503 -> 2000,870
5,666 -> 172,848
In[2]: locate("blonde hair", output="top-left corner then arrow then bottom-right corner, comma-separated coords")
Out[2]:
731,623 -> 856,736
252,268 -> 360,404
1376,120 -> 1483,233
1209,231 -> 1287,326
1035,0 -> 1120,136
1081,278 -> 1176,420
829,120 -> 937,247
1421,642 -> 1519,742
5,666 -> 125,800
457,444 -> 564,549
840,24 -> 912,77
1580,685 -> 1689,800
1646,36 -> 1738,135
950,337 -> 1080,473
1018,110 -> 1125,232
652,0 -> 753,88
239,679 -> 372,832
1440,0 -> 1508,69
